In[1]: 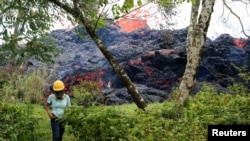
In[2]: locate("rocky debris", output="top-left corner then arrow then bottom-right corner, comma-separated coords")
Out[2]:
27,21 -> 250,105
103,83 -> 168,105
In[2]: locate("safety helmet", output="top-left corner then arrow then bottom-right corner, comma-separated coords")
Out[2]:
53,80 -> 65,91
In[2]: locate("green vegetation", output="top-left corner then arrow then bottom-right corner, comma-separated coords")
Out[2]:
0,1 -> 248,140
1,87 -> 249,140
63,85 -> 249,141
0,0 -> 62,65
0,66 -> 46,104
72,80 -> 104,107
0,67 -> 249,140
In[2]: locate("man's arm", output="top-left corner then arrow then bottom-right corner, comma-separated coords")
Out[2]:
44,97 -> 55,119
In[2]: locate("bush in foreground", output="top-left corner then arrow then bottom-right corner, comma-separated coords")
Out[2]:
0,103 -> 45,141
63,84 -> 249,141
0,83 -> 248,140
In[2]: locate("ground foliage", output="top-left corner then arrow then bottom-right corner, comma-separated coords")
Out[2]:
71,80 -> 105,107
0,83 -> 249,140
0,103 -> 41,140
63,83 -> 249,141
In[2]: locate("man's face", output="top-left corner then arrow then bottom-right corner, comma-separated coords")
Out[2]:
55,91 -> 64,99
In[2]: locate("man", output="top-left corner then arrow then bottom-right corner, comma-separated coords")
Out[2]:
44,80 -> 71,141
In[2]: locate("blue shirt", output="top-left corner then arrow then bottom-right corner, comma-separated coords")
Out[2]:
47,94 -> 71,119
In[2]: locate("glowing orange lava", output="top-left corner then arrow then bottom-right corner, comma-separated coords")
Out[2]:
117,18 -> 148,32
234,38 -> 246,48
116,6 -> 151,32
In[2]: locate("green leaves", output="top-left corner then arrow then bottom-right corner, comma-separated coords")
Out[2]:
122,0 -> 134,13
0,0 -> 62,65
111,0 -> 136,20
0,104 -> 40,140
0,81 -> 249,140
63,86 -> 249,140
72,80 -> 104,107
187,0 -> 197,4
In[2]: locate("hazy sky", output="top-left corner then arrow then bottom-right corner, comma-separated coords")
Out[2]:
52,0 -> 250,40
168,0 -> 250,40
1,0 -> 249,45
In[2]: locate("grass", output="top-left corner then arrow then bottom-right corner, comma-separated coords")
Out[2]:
32,105 -> 51,140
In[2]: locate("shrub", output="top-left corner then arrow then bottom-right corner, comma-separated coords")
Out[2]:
0,103 -> 45,141
63,83 -> 249,141
71,80 -> 104,107
64,106 -> 141,141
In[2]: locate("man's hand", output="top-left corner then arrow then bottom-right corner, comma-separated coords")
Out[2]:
48,111 -> 56,119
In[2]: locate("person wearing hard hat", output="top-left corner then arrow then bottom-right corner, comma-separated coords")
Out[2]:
44,80 -> 71,141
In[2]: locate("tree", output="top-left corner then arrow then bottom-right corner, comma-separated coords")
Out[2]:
178,0 -> 215,104
0,0 -> 62,66
177,0 -> 250,104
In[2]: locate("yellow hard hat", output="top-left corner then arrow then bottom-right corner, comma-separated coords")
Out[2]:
53,80 -> 65,91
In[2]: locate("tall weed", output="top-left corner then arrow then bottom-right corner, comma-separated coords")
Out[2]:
0,66 -> 48,104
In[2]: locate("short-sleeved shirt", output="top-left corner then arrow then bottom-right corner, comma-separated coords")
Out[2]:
47,94 -> 71,119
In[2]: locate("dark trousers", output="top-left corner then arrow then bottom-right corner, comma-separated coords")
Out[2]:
51,118 -> 65,141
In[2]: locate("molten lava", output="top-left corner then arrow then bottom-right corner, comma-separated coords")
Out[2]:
116,5 -> 151,32
117,18 -> 148,32
43,70 -> 106,98
234,38 -> 246,48
83,70 -> 105,87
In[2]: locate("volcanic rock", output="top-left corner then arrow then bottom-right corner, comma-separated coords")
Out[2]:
29,21 -> 250,105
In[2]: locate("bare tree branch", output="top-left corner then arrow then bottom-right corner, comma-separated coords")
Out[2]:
223,0 -> 250,38
119,0 -> 155,19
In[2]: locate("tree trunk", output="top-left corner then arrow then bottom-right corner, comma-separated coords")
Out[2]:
178,0 -> 215,105
49,0 -> 147,110
87,34 -> 147,110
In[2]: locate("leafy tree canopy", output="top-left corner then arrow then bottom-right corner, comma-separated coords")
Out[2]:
0,0 -> 63,65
